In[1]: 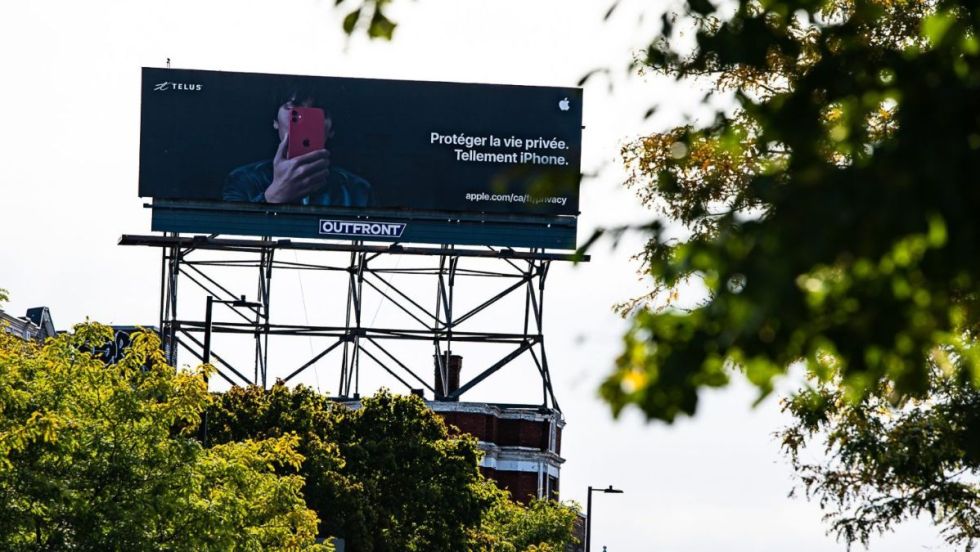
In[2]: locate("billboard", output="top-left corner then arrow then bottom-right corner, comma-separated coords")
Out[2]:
139,68 -> 583,248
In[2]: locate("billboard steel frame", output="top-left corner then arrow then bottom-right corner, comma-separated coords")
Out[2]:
121,233 -> 587,411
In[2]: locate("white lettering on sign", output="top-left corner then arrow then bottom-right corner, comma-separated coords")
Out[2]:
318,220 -> 406,238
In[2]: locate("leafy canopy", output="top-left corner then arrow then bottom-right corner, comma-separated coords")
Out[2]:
780,363 -> 980,548
0,322 -> 326,551
603,0 -> 980,547
602,0 -> 980,423
208,384 -> 487,552
470,480 -> 580,552
208,385 -> 577,552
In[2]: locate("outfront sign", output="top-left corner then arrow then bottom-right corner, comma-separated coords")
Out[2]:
139,67 -> 583,247
318,219 -> 406,238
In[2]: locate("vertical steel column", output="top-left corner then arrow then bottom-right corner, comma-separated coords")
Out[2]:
432,252 -> 445,397
254,247 -> 263,387
163,232 -> 182,366
339,248 -> 365,397
339,249 -> 356,396
254,244 -> 274,388
521,256 -> 542,402
201,294 -> 214,445
263,247 -> 274,387
522,256 -> 534,339
158,246 -> 166,343
352,250 -> 366,398
433,247 -> 456,398
536,259 -> 559,409
443,255 -> 458,394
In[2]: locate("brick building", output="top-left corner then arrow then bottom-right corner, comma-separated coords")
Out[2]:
431,401 -> 564,503
427,354 -> 566,503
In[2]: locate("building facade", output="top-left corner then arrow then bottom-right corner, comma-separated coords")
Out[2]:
0,306 -> 56,342
431,401 -> 565,502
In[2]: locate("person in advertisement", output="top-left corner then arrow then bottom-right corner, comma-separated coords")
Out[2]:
223,85 -> 371,207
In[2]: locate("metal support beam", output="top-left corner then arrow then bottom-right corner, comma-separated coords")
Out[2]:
138,233 -> 577,410
447,340 -> 537,400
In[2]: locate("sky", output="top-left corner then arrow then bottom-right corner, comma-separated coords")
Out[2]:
0,1 -> 947,550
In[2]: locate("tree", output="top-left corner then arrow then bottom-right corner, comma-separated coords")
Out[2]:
780,363 -> 980,548
208,384 -> 581,551
207,386 -> 492,552
600,0 -> 980,418
597,0 -> 980,547
0,321 -> 326,551
469,480 -> 580,552
335,0 -> 399,40
205,383 -> 366,545
330,390 -> 491,552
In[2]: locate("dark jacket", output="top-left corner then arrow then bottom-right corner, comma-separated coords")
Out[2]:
223,160 -> 371,207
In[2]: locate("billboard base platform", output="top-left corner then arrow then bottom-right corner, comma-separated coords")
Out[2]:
120,232 -> 588,262
150,197 -> 580,250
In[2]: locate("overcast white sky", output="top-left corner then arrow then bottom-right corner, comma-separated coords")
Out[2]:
0,1 -> 945,550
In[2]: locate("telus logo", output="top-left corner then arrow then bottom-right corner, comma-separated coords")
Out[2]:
319,220 -> 406,238
153,82 -> 203,92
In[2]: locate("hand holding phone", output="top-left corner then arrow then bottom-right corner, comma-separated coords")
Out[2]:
287,107 -> 326,159
265,133 -> 331,204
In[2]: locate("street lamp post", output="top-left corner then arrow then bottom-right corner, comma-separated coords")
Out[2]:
586,485 -> 623,552
201,295 -> 263,445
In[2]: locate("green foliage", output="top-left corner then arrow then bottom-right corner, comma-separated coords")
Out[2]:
339,0 -> 398,40
208,386 -> 492,552
331,390 -> 490,551
606,0 -> 980,546
205,383 -> 359,546
606,0 -> 980,422
470,480 -> 580,552
780,364 -> 980,548
0,317 -> 575,551
0,324 -> 326,551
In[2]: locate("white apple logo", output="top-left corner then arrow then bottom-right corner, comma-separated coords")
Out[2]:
558,97 -> 570,111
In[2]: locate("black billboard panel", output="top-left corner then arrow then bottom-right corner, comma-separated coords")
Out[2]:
139,68 -> 583,238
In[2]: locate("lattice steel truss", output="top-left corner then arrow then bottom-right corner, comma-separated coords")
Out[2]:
120,233 -> 586,410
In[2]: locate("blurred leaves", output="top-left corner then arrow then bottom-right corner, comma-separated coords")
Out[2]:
613,0 -> 980,420
610,0 -> 980,546
340,0 -> 399,40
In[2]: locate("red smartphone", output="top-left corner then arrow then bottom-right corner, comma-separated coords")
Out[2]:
287,107 -> 326,159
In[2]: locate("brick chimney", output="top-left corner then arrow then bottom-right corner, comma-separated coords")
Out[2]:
434,354 -> 462,400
